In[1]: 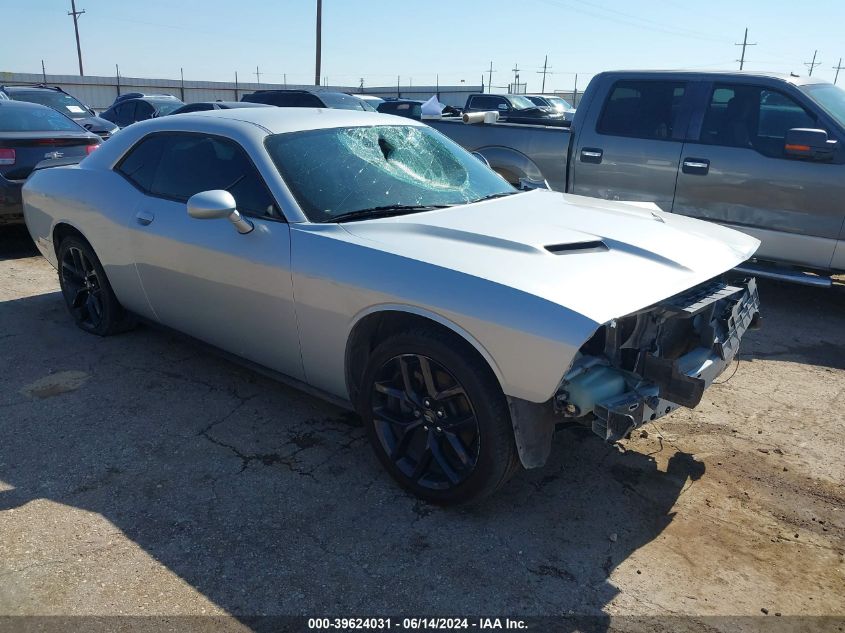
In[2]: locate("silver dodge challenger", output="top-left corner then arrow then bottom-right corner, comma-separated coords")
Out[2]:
23,107 -> 761,504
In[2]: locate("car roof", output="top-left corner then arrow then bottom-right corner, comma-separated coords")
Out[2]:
153,106 -> 424,135
2,84 -> 64,93
0,99 -> 57,111
598,69 -> 830,86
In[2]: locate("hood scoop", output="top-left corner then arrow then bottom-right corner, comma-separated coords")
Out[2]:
545,240 -> 608,255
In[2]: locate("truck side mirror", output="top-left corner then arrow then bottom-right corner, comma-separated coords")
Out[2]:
784,128 -> 838,161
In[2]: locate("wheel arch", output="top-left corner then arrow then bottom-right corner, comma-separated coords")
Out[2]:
52,221 -> 93,258
344,305 -> 507,413
472,145 -> 546,187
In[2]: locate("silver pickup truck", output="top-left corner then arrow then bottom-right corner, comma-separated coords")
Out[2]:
430,70 -> 845,286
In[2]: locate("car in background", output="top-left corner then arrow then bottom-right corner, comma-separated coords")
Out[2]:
241,89 -> 375,111
463,93 -> 567,126
1,100 -> 100,225
377,98 -> 461,120
0,84 -> 119,139
23,107 -> 760,503
525,94 -> 577,123
352,94 -> 385,107
169,101 -> 271,115
99,94 -> 185,128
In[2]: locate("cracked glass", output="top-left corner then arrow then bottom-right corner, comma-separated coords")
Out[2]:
265,125 -> 514,222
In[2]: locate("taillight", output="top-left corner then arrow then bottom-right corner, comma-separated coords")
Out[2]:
0,148 -> 15,165
86,144 -> 99,155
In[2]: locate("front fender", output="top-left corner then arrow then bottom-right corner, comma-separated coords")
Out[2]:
474,146 -> 547,187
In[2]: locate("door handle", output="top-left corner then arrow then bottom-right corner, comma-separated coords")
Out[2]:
682,158 -> 710,175
580,147 -> 603,164
135,210 -> 155,226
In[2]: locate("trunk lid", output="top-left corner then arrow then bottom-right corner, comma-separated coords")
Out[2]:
0,132 -> 98,180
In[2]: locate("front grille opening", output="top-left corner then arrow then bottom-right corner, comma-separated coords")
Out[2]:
545,240 -> 608,255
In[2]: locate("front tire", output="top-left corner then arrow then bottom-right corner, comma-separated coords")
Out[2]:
361,327 -> 519,505
57,236 -> 134,336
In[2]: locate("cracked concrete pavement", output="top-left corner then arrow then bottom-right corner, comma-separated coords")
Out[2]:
0,226 -> 844,628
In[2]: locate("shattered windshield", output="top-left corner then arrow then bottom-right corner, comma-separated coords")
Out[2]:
265,125 -> 514,222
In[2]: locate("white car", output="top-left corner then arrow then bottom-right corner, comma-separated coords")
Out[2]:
23,107 -> 760,503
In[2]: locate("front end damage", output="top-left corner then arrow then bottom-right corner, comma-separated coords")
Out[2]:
508,277 -> 760,468
558,277 -> 760,441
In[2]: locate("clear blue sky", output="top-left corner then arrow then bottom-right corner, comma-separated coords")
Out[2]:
3,0 -> 844,90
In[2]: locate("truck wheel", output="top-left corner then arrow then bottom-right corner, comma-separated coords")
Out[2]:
361,327 -> 519,504
57,236 -> 135,336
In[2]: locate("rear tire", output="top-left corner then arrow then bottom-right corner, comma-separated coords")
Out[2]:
360,327 -> 520,505
57,236 -> 135,336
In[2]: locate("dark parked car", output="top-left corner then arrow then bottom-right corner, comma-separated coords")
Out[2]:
376,98 -> 462,120
241,89 -> 375,111
169,101 -> 271,115
99,94 -> 184,128
463,93 -> 567,126
0,84 -> 119,139
525,94 -> 577,123
0,100 -> 100,224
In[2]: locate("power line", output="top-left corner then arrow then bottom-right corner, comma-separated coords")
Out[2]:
834,58 -> 844,85
735,28 -> 756,70
68,0 -> 85,76
804,50 -> 821,76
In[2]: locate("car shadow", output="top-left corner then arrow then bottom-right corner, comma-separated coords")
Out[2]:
0,225 -> 38,261
740,278 -> 845,371
0,289 -> 703,630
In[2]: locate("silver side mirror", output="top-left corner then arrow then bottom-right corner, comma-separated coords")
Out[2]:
187,190 -> 254,234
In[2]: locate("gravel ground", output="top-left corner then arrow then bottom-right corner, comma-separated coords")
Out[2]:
0,225 -> 843,631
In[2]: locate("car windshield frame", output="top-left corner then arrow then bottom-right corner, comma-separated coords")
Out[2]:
264,124 -> 515,222
8,89 -> 90,120
800,83 -> 845,130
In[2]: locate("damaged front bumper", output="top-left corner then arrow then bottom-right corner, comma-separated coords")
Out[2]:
556,277 -> 760,443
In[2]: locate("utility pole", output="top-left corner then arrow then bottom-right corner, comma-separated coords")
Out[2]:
805,50 -> 821,76
511,63 -> 521,92
234,71 -> 239,101
734,28 -> 756,71
487,61 -> 495,94
833,58 -> 844,85
537,55 -> 552,93
180,67 -> 185,101
68,0 -> 85,76
315,0 -> 322,86
255,66 -> 261,85
41,60 -> 47,84
359,77 -> 364,93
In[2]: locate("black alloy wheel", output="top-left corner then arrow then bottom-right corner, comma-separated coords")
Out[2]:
60,244 -> 105,331
57,236 -> 134,336
362,328 -> 520,504
371,353 -> 481,490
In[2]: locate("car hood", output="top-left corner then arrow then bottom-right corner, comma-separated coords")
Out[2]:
338,190 -> 760,325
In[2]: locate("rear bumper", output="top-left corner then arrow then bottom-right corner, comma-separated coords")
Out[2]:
0,175 -> 24,225
591,278 -> 760,441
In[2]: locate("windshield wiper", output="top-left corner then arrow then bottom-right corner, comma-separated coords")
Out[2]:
467,191 -> 520,204
327,204 -> 453,223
